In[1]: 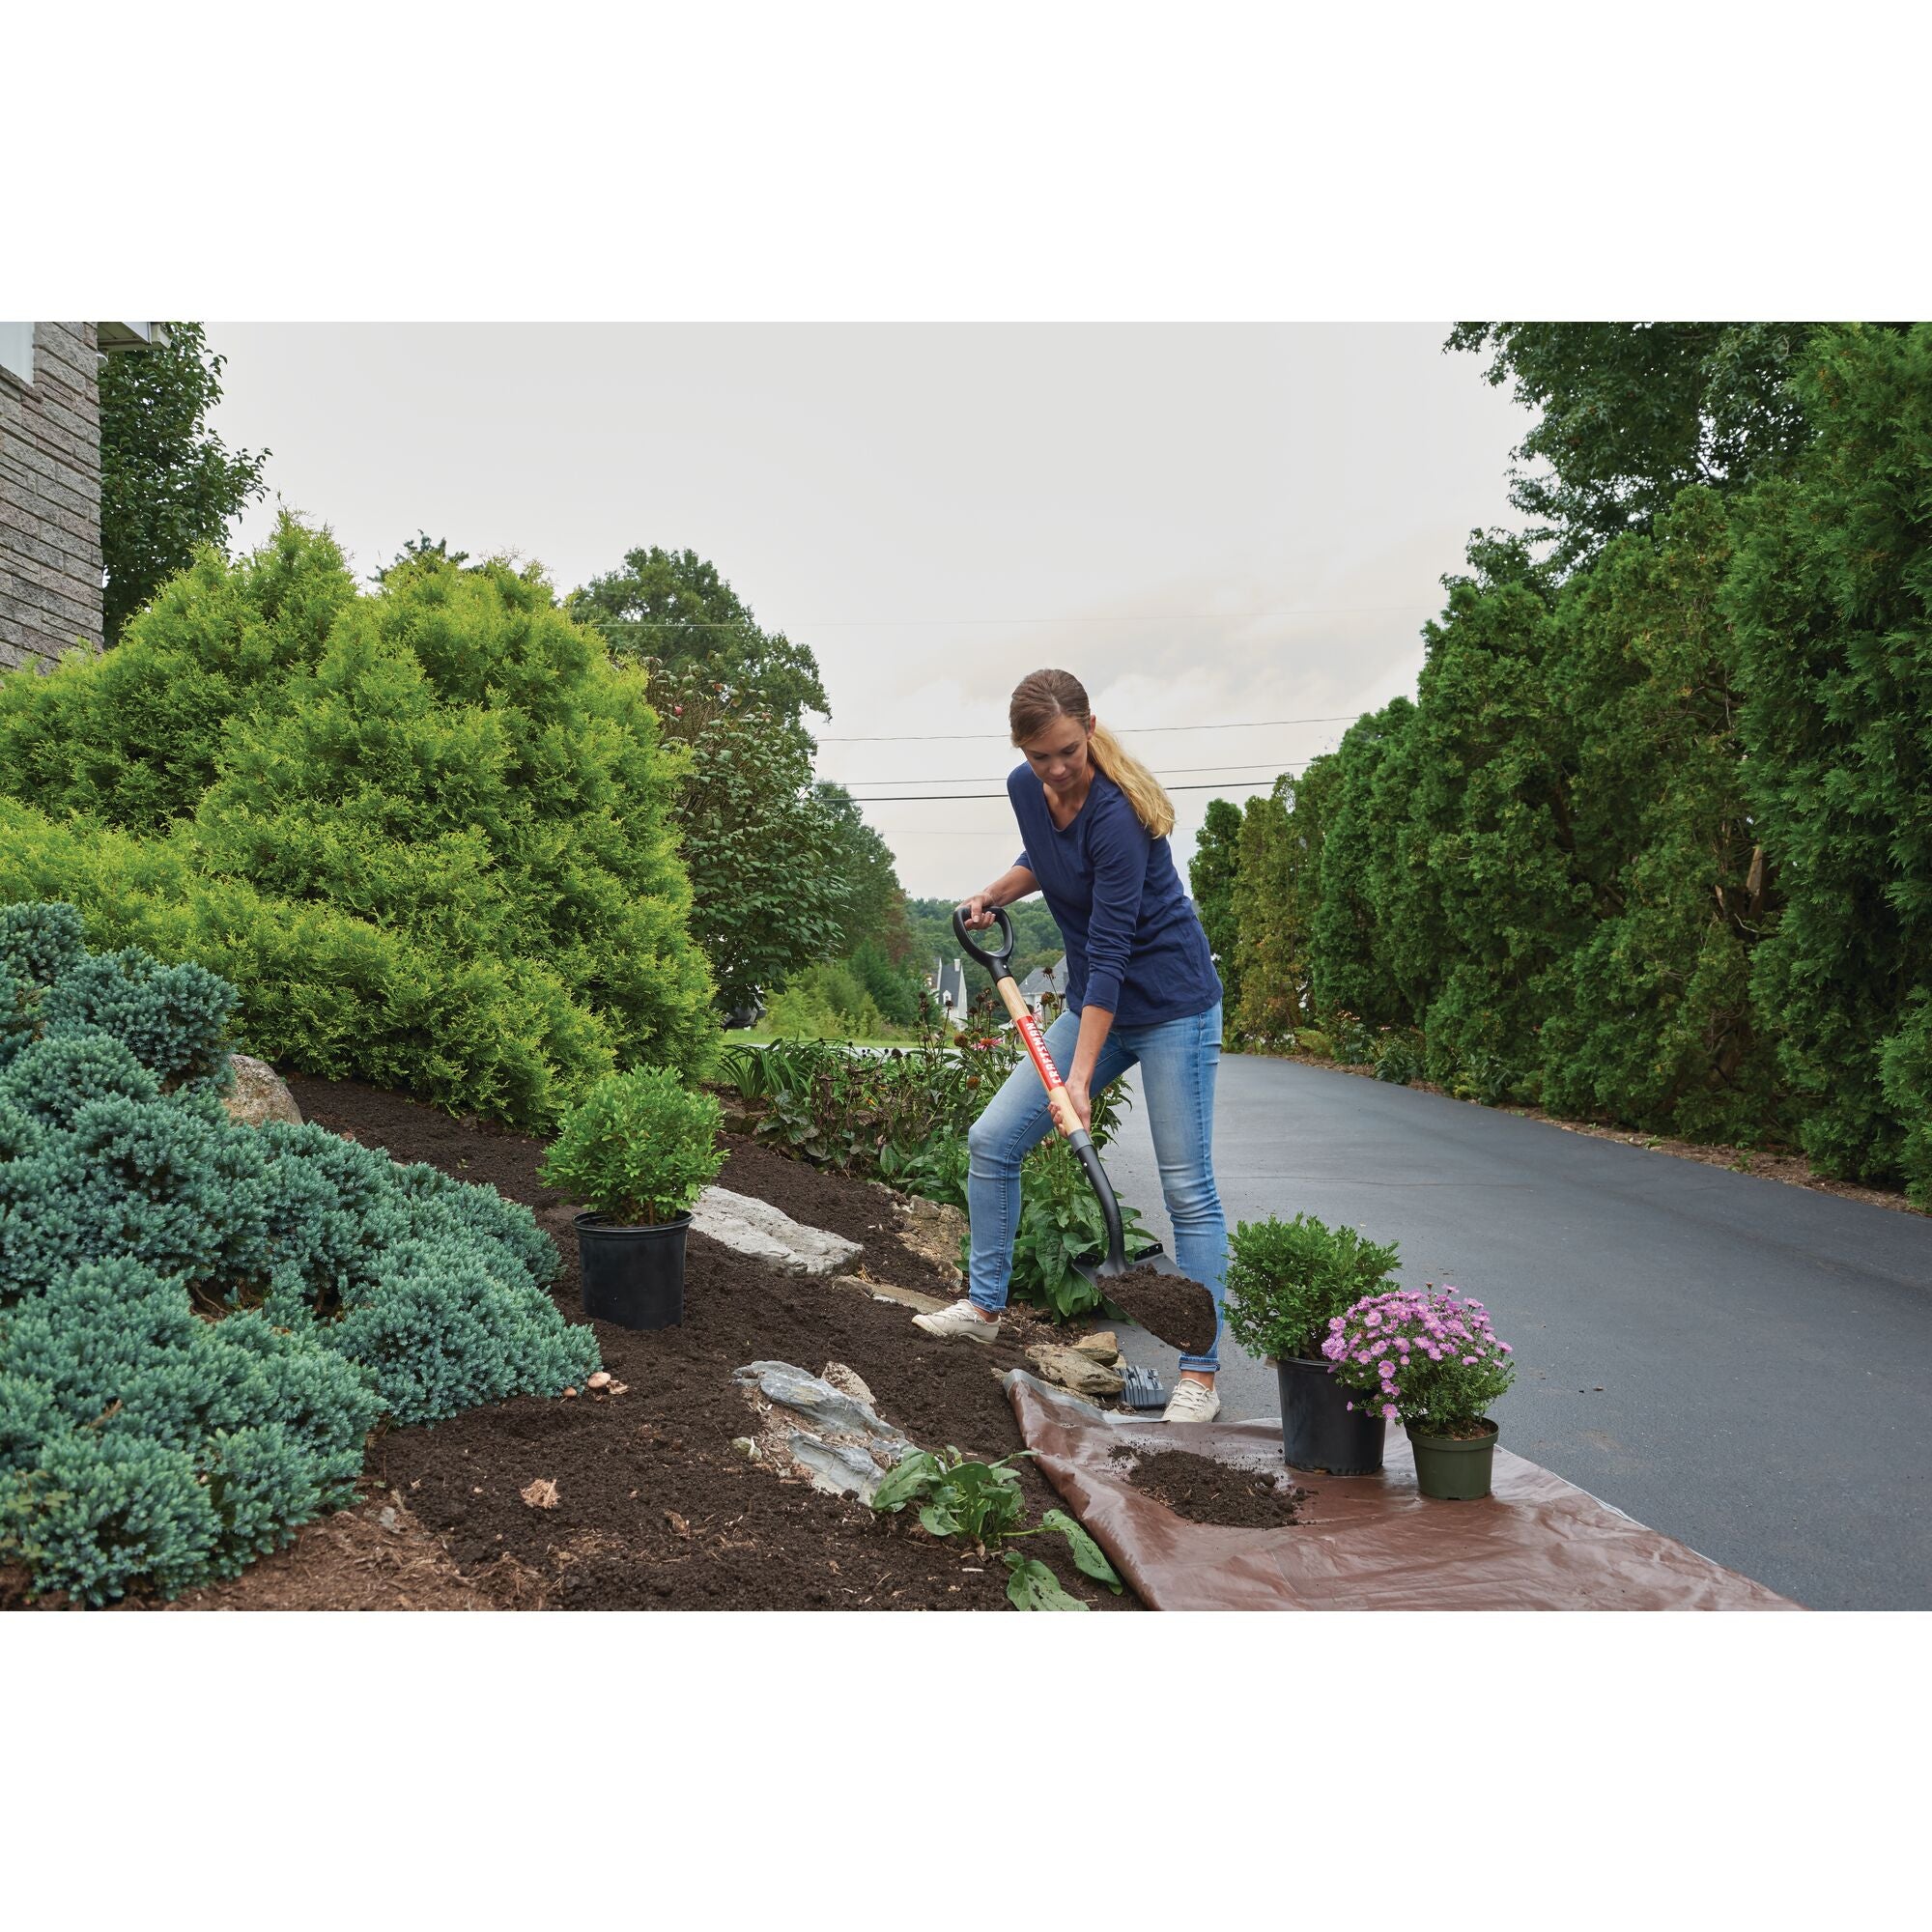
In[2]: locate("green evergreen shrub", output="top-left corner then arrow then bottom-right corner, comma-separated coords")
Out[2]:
0,810 -> 616,1131
0,515 -> 719,1127
0,900 -> 87,989
39,949 -> 238,1092
0,919 -> 602,1601
0,1259 -> 380,1605
539,1068 -> 725,1224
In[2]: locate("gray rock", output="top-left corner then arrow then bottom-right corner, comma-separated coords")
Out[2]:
788,1430 -> 891,1501
222,1054 -> 303,1129
730,1436 -> 760,1462
733,1361 -> 911,1449
693,1186 -> 863,1275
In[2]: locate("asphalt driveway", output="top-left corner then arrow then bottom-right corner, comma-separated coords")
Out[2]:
1095,1052 -> 1932,1611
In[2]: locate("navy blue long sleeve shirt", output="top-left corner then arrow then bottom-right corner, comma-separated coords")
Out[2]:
1009,765 -> 1222,1026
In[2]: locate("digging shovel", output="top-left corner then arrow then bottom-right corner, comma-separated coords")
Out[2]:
951,905 -> 1218,1357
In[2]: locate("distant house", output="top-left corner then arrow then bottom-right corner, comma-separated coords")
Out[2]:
927,955 -> 972,1028
1,321 -> 169,674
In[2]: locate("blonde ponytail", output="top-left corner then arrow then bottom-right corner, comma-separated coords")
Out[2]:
1009,668 -> 1176,840
1086,720 -> 1176,839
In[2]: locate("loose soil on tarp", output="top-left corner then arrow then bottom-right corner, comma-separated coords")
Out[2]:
1110,1445 -> 1311,1528
213,1072 -> 1138,1613
1102,1261 -> 1218,1357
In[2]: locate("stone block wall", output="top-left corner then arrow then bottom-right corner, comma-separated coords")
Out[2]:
0,322 -> 104,675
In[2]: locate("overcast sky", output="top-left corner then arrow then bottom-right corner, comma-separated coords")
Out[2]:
206,324 -> 1536,901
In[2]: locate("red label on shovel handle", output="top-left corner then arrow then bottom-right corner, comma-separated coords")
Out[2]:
1015,1011 -> 1080,1137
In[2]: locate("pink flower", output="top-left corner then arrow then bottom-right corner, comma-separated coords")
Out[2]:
1365,1312 -> 1381,1328
1462,1354 -> 1479,1364
1378,1360 -> 1396,1379
1380,1404 -> 1398,1420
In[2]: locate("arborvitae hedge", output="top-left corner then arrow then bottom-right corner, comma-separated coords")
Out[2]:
0,906 -> 599,1604
0,516 -> 717,1130
1215,324 -> 1932,1204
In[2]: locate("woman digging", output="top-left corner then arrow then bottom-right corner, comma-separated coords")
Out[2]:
912,668 -> 1230,1424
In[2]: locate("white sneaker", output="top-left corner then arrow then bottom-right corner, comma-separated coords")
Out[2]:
912,1297 -> 1003,1346
1161,1378 -> 1221,1424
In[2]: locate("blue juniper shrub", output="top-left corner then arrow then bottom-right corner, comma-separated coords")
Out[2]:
0,907 -> 599,1604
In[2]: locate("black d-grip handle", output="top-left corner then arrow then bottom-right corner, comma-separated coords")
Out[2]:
952,903 -> 1016,980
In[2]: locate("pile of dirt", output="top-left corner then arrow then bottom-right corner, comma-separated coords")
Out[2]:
1103,1261 -> 1219,1356
249,1073 -> 1140,1612
1110,1445 -> 1311,1528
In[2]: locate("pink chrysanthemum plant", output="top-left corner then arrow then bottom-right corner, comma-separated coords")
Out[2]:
1319,1286 -> 1516,1440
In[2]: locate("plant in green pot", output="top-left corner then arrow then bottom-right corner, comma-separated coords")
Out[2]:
1222,1212 -> 1401,1474
1321,1287 -> 1517,1499
539,1067 -> 726,1329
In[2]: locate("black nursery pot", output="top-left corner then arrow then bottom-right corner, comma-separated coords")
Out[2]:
575,1211 -> 691,1329
1276,1354 -> 1387,1475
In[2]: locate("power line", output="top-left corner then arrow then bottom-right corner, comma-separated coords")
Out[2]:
588,610 -> 1420,629
846,775 -> 1310,803
817,713 -> 1359,742
831,758 -> 1327,788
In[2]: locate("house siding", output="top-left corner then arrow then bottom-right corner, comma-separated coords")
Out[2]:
0,323 -> 104,674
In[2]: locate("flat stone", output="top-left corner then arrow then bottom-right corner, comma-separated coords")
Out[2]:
692,1186 -> 863,1276
787,1430 -> 891,1502
1026,1343 -> 1125,1399
733,1361 -> 911,1450
828,1273 -> 951,1316
221,1053 -> 303,1128
1071,1330 -> 1121,1363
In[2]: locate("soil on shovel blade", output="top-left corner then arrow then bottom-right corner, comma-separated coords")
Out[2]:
212,1073 -> 1141,1614
1102,1261 -> 1219,1357
1111,1445 -> 1312,1528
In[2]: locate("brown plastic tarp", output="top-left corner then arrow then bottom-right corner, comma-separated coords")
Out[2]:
1005,1372 -> 1802,1611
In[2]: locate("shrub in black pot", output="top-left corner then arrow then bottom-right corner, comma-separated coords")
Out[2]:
538,1068 -> 726,1329
1221,1212 -> 1401,1474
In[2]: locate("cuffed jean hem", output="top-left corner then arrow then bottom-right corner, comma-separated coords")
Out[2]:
964,1001 -> 1227,1372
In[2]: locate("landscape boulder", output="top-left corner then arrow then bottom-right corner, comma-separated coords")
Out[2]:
221,1054 -> 303,1129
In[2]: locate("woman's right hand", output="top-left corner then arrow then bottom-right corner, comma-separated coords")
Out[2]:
959,893 -> 998,931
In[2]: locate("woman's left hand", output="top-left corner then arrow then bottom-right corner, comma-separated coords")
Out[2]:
1062,1076 -> 1093,1132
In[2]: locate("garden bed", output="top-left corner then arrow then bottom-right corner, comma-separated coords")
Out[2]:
90,1074 -> 1140,1612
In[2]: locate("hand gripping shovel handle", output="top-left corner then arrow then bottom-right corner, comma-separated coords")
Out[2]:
953,905 -> 1126,1272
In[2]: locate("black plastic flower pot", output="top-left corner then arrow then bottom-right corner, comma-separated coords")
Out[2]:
1276,1354 -> 1386,1475
575,1210 -> 691,1329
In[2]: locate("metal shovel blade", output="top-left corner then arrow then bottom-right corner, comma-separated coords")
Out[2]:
1073,1240 -> 1219,1358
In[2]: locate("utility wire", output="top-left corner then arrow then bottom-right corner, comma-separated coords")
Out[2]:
844,775 -> 1309,803
817,712 -> 1359,742
586,610 -> 1420,628
831,758 -> 1326,788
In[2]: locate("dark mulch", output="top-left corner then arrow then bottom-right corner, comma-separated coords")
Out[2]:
1110,1445 -> 1312,1528
269,1073 -> 1138,1612
1103,1261 -> 1218,1357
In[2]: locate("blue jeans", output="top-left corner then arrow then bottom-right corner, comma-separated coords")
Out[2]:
965,1000 -> 1228,1373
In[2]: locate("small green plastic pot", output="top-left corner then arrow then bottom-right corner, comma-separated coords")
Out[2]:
1406,1419 -> 1499,1500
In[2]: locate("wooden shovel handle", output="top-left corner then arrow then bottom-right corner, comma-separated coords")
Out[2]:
993,974 -> 1083,1140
